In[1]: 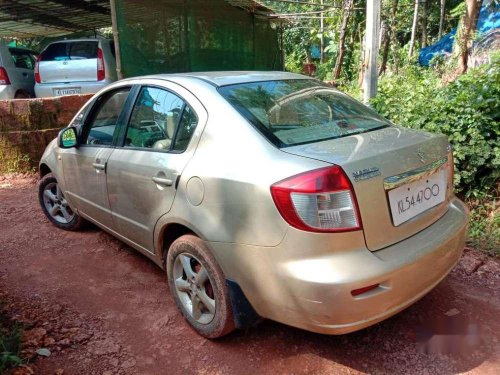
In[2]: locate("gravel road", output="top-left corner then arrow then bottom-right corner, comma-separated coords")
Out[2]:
0,175 -> 499,375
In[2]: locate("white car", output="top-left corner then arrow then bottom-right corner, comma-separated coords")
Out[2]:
0,42 -> 37,99
35,38 -> 117,98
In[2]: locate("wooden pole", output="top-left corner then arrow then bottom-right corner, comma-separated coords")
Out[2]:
363,0 -> 381,103
110,0 -> 123,80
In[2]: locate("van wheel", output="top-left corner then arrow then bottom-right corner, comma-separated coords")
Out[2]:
38,173 -> 84,230
167,235 -> 235,338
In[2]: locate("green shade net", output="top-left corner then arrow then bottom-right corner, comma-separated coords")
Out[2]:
114,0 -> 283,77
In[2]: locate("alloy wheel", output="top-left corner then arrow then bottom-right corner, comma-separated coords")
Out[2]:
42,182 -> 75,224
173,253 -> 216,324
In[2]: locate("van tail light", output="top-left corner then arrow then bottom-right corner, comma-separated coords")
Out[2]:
271,166 -> 362,232
34,54 -> 41,83
97,48 -> 105,81
0,67 -> 10,85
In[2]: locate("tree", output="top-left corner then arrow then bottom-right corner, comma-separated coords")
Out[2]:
457,0 -> 482,73
408,0 -> 420,58
333,0 -> 354,79
379,0 -> 399,75
420,0 -> 428,48
438,0 -> 446,39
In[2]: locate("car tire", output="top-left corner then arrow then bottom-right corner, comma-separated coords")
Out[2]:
167,234 -> 235,339
38,173 -> 85,231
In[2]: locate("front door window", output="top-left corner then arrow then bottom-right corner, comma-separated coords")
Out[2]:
83,88 -> 130,146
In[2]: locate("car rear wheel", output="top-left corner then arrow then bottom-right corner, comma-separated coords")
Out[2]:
167,235 -> 235,338
38,173 -> 84,230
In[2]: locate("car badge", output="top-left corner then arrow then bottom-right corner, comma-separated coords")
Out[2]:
352,167 -> 381,182
417,149 -> 426,164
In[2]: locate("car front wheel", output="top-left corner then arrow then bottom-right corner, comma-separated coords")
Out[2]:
38,173 -> 84,230
167,235 -> 235,338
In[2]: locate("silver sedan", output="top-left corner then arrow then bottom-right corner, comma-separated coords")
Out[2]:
38,72 -> 468,338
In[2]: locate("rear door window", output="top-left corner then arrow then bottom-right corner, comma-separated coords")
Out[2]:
123,86 -> 198,152
9,49 -> 36,69
41,41 -> 98,61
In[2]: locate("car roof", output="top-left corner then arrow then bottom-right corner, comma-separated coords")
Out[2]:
46,38 -> 107,44
134,71 -> 313,87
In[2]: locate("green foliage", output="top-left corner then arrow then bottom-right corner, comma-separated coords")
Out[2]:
467,192 -> 500,256
371,57 -> 500,197
315,61 -> 334,81
0,303 -> 23,373
284,51 -> 303,74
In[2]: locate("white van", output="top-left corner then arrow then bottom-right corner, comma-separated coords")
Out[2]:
35,39 -> 117,98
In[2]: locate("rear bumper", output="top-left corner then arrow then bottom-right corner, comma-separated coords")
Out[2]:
0,85 -> 15,100
209,197 -> 468,334
35,79 -> 114,98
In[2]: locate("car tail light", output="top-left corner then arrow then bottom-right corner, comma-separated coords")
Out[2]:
271,166 -> 362,232
34,55 -> 41,83
0,67 -> 10,85
97,48 -> 105,81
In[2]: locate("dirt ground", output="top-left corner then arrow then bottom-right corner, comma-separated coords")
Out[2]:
0,174 -> 499,375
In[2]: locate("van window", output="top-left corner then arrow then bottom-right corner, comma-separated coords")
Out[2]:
41,41 -> 98,61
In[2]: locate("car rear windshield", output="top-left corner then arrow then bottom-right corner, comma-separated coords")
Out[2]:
218,79 -> 391,147
41,41 -> 98,61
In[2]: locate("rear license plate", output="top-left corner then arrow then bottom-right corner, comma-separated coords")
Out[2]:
53,88 -> 81,96
388,169 -> 447,226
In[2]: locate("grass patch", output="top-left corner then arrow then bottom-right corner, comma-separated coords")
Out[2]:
0,301 -> 23,373
467,193 -> 500,257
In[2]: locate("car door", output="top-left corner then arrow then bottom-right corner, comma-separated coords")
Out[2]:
8,48 -> 36,96
61,86 -> 132,230
106,81 -> 206,253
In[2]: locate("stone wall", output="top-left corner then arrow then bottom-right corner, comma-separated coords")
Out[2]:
0,95 -> 92,173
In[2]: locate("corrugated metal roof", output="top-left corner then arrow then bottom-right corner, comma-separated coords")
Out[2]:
225,0 -> 273,14
0,0 -> 275,38
0,0 -> 111,38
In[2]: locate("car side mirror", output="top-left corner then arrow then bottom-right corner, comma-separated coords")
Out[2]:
58,126 -> 79,149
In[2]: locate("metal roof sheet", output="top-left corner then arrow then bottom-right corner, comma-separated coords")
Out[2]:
0,0 -> 275,38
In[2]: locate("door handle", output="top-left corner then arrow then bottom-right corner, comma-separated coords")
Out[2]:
22,72 -> 28,77
152,176 -> 173,186
92,162 -> 106,171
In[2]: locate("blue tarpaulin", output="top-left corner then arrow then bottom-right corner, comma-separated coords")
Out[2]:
419,4 -> 500,66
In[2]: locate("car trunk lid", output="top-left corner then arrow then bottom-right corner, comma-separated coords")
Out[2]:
38,41 -> 99,84
282,126 -> 452,251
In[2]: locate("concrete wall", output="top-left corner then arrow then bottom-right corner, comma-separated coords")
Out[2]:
0,95 -> 92,173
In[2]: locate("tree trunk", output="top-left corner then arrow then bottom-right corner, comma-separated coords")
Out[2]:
438,0 -> 446,39
357,23 -> 364,88
333,0 -> 354,80
379,0 -> 399,75
320,0 -> 325,63
408,0 -> 419,58
421,0 -> 428,48
457,0 -> 482,74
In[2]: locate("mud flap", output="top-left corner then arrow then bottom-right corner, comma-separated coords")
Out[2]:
226,279 -> 261,329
